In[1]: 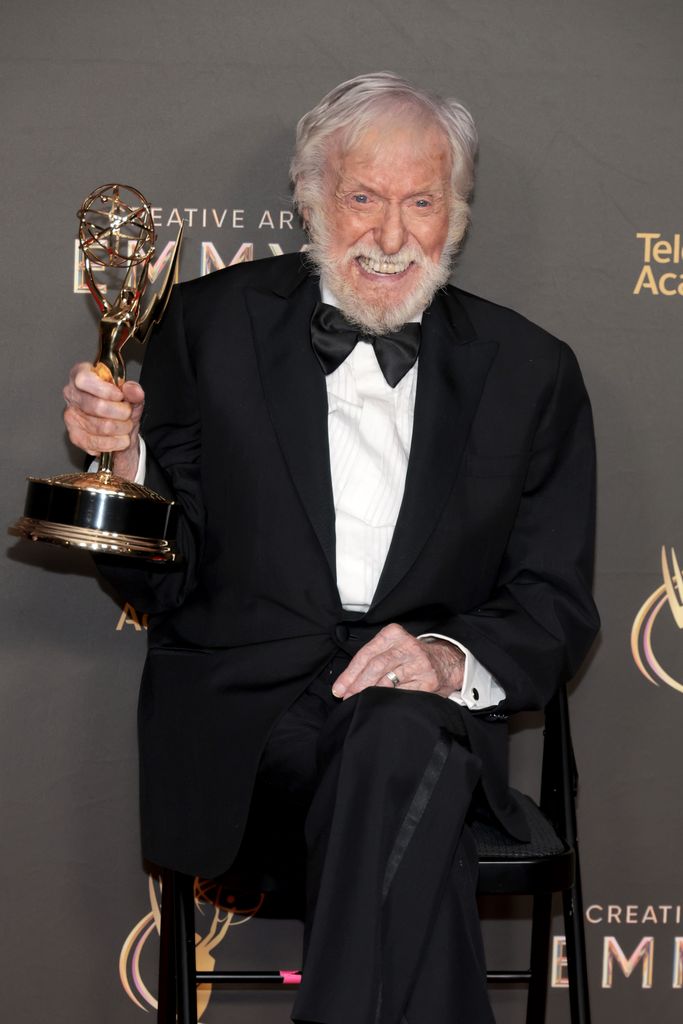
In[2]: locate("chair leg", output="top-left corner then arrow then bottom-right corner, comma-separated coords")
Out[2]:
174,872 -> 198,1024
562,851 -> 591,1024
525,892 -> 552,1024
158,868 -> 177,1024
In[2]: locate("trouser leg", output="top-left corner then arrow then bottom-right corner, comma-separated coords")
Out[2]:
399,824 -> 494,1023
291,685 -> 494,1024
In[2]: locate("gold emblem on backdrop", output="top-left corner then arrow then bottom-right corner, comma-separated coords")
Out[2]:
631,546 -> 683,693
119,875 -> 264,1020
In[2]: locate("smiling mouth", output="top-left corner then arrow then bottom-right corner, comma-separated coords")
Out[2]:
356,255 -> 414,276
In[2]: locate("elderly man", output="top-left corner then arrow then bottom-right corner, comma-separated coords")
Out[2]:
63,73 -> 599,1024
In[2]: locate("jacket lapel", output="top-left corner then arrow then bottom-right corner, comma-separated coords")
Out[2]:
245,261 -> 338,582
246,262 -> 498,609
371,288 -> 498,609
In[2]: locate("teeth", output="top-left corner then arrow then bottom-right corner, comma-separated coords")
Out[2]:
358,256 -> 410,275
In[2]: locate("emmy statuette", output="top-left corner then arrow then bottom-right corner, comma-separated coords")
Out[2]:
12,184 -> 183,560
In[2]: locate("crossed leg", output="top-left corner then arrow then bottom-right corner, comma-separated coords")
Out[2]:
256,672 -> 495,1024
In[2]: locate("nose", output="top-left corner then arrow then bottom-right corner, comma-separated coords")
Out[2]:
374,202 -> 408,255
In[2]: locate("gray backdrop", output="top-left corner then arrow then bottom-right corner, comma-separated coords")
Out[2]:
2,1 -> 682,1021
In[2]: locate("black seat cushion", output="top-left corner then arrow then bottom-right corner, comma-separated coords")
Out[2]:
473,790 -> 566,860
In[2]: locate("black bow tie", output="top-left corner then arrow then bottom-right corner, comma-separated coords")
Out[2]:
310,301 -> 421,388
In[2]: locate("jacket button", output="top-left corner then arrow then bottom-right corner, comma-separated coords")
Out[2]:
472,688 -> 479,701
334,624 -> 349,642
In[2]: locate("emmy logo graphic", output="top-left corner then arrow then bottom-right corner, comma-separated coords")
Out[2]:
631,547 -> 683,694
119,875 -> 264,1020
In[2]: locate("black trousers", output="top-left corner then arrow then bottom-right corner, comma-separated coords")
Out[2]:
251,659 -> 496,1024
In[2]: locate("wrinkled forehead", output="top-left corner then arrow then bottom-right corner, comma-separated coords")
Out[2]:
328,123 -> 452,196
327,100 -> 451,176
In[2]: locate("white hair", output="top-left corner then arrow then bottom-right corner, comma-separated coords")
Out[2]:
290,71 -> 478,240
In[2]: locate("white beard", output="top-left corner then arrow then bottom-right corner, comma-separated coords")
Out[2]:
306,227 -> 456,336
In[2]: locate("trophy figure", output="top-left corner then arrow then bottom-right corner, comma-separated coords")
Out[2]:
12,184 -> 183,560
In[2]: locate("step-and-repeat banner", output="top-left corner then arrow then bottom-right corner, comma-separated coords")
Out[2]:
2,2 -> 681,1021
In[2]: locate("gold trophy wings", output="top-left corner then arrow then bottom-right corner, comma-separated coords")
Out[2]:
13,184 -> 183,560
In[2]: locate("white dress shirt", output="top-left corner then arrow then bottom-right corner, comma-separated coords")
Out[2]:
320,285 -> 504,710
130,285 -> 504,709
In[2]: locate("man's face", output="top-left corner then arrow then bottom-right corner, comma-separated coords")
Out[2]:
310,121 -> 454,333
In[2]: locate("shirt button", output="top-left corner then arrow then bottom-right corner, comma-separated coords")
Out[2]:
335,624 -> 350,642
472,688 -> 479,702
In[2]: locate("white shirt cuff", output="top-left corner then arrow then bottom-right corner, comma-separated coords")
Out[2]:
418,633 -> 506,709
87,436 -> 146,484
134,437 -> 146,484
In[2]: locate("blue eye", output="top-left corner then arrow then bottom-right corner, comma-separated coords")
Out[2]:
353,194 -> 369,204
415,198 -> 431,208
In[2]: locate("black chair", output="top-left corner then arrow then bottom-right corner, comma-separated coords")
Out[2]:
157,686 -> 591,1024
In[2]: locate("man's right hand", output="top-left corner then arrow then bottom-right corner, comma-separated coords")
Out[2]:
63,362 -> 145,482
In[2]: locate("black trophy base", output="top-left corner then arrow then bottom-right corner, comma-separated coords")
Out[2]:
13,471 -> 177,561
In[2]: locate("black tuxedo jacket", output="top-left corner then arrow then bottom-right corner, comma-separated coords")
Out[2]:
98,253 -> 599,878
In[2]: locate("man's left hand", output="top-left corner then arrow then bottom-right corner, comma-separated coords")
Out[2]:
331,623 -> 465,700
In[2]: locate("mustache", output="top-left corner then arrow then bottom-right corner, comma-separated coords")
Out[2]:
340,241 -> 429,268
